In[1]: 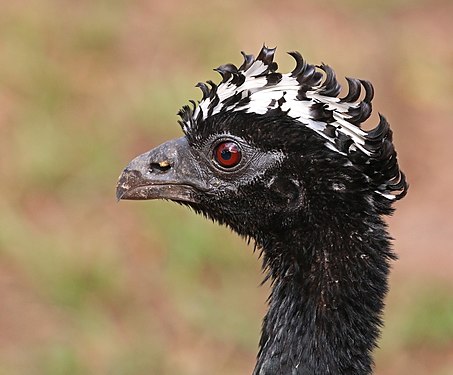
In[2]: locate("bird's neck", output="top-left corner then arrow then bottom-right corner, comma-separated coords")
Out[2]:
254,216 -> 394,375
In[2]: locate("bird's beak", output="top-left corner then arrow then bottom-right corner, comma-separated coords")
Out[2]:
116,136 -> 205,203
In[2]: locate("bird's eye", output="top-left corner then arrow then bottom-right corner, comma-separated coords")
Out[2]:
213,141 -> 242,168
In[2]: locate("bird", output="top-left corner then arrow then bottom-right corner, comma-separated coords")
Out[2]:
116,46 -> 408,375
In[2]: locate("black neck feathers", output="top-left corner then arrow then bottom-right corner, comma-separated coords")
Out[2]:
254,213 -> 394,375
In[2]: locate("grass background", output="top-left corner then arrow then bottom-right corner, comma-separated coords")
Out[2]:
1,0 -> 452,374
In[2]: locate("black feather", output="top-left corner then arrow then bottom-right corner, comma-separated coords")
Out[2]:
129,46 -> 408,375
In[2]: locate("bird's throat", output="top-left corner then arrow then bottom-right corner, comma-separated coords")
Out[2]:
253,220 -> 393,375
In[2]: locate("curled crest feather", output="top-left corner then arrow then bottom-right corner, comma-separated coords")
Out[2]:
177,46 -> 407,201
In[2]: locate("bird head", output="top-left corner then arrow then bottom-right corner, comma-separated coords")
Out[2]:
117,46 -> 407,239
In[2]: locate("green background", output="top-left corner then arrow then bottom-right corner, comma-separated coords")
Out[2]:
1,0 -> 452,374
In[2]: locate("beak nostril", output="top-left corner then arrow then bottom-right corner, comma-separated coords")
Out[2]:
150,161 -> 171,172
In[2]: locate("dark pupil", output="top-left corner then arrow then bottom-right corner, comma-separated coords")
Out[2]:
221,149 -> 232,160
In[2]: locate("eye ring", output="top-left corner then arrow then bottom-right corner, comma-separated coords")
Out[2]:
213,141 -> 242,168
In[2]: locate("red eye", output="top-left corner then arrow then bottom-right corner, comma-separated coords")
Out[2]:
213,141 -> 242,168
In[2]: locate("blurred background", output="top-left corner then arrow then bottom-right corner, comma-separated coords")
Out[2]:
1,0 -> 452,374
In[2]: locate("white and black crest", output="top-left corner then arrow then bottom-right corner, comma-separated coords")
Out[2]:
178,46 -> 407,200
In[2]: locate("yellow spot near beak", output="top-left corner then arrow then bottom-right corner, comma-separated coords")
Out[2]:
159,160 -> 170,168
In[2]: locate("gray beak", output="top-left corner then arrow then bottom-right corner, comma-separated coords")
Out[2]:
116,136 -> 206,203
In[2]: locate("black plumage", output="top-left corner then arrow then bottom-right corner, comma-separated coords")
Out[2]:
116,46 -> 407,375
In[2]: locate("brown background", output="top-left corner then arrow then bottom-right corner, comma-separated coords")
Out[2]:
1,0 -> 452,374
